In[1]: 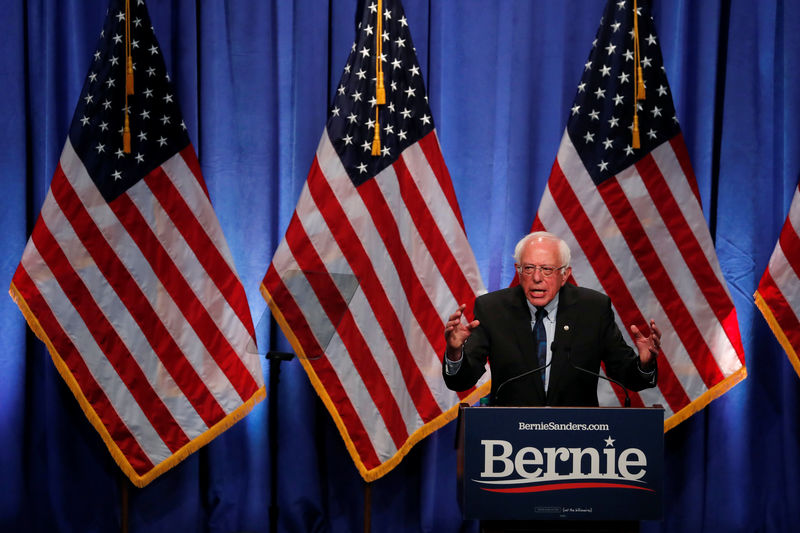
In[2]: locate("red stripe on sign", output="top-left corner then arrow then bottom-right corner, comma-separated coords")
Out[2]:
263,264 -> 383,470
307,161 -> 442,424
481,482 -> 655,493
596,174 -> 724,388
281,203 -> 411,447
30,205 -> 190,452
548,162 -> 689,412
111,190 -> 258,403
51,167 -> 228,428
12,264 -> 155,475
145,167 -> 256,341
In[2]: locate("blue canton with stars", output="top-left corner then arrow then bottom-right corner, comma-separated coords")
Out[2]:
567,0 -> 680,185
326,0 -> 434,186
69,0 -> 190,203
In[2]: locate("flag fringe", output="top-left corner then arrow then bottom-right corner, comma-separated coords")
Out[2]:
10,282 -> 266,488
754,290 -> 800,378
262,283 -> 490,482
663,365 -> 747,432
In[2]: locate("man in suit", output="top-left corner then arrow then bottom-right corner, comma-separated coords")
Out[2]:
443,231 -> 659,406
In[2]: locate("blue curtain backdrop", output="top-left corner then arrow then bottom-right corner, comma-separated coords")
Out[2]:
1,0 -> 799,531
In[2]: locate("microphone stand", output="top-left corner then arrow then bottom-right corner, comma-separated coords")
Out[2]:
564,346 -> 631,407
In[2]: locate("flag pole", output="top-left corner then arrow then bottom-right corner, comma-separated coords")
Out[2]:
363,480 -> 372,532
117,470 -> 129,533
266,350 -> 295,533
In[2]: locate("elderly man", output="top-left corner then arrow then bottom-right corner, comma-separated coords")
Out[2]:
443,231 -> 659,406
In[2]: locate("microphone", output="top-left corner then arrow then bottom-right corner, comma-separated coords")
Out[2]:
492,359 -> 551,406
558,340 -> 632,408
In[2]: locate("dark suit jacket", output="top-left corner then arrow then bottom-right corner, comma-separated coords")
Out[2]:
443,283 -> 657,406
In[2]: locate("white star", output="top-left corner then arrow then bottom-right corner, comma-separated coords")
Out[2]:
113,33 -> 123,44
641,56 -> 652,68
146,67 -> 156,77
102,99 -> 112,110
584,60 -> 592,71
352,91 -> 362,102
109,56 -> 119,66
405,86 -> 416,98
356,69 -> 367,80
379,52 -> 387,63
135,153 -> 144,163
133,17 -> 142,27
616,0 -> 626,8
384,8 -> 392,20
115,148 -> 125,159
589,109 -> 600,120
624,49 -> 634,61
88,72 -> 97,82
594,87 -> 606,99
651,106 -> 662,117
368,2 -> 378,13
609,116 -> 620,128
116,10 -> 125,21
363,24 -> 374,36
99,121 -> 109,131
140,109 -> 150,119
361,140 -> 371,152
583,131 -> 595,143
160,115 -> 170,125
598,160 -> 609,171
357,162 -> 368,173
112,170 -> 123,181
137,131 -> 147,141
600,65 -> 611,77
420,114 -> 431,125
366,118 -> 375,129
359,46 -> 370,58
577,82 -> 586,93
331,106 -> 340,117
646,34 -> 657,46
95,143 -> 105,153
605,43 -> 616,55
408,65 -> 420,77
401,108 -> 412,119
647,129 -> 658,139
381,145 -> 391,157
613,94 -> 624,106
143,88 -> 153,98
338,85 -> 346,95
80,115 -> 90,126
603,138 -> 614,150
399,15 -> 408,27
384,123 -> 394,134
105,78 -> 116,88
391,58 -> 402,70
605,436 -> 615,447
624,145 -> 635,155
395,37 -> 406,48
163,93 -> 173,103
611,21 -> 621,32
342,134 -> 353,145
571,104 -> 581,116
343,64 -> 351,73
618,72 -> 630,84
149,45 -> 158,55
347,113 -> 358,124
656,85 -> 668,96
157,136 -> 168,146
387,102 -> 395,113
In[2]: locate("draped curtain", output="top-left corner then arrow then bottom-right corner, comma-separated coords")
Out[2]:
1,1 -> 798,531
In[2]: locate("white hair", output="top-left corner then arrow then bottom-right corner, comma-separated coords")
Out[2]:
513,231 -> 571,266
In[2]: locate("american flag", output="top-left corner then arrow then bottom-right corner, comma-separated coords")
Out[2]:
9,0 -> 265,487
262,0 -> 486,480
531,0 -> 746,428
754,180 -> 800,378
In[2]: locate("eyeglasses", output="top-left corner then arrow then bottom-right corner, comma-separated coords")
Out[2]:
518,264 -> 567,278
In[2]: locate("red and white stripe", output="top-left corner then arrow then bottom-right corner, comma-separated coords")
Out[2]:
263,130 -> 486,478
534,131 -> 745,427
11,139 -> 264,485
755,180 -> 800,377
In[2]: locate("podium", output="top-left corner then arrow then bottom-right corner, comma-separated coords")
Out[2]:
456,405 -> 663,531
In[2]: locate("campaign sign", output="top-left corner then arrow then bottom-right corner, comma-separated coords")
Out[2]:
460,406 -> 663,521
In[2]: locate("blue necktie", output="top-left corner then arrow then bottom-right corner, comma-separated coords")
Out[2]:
533,307 -> 548,387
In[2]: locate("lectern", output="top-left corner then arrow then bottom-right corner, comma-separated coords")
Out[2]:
456,405 -> 663,531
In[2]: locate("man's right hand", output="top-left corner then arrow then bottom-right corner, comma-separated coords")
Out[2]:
444,304 -> 480,361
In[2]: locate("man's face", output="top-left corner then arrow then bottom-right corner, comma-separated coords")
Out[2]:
516,238 -> 571,307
